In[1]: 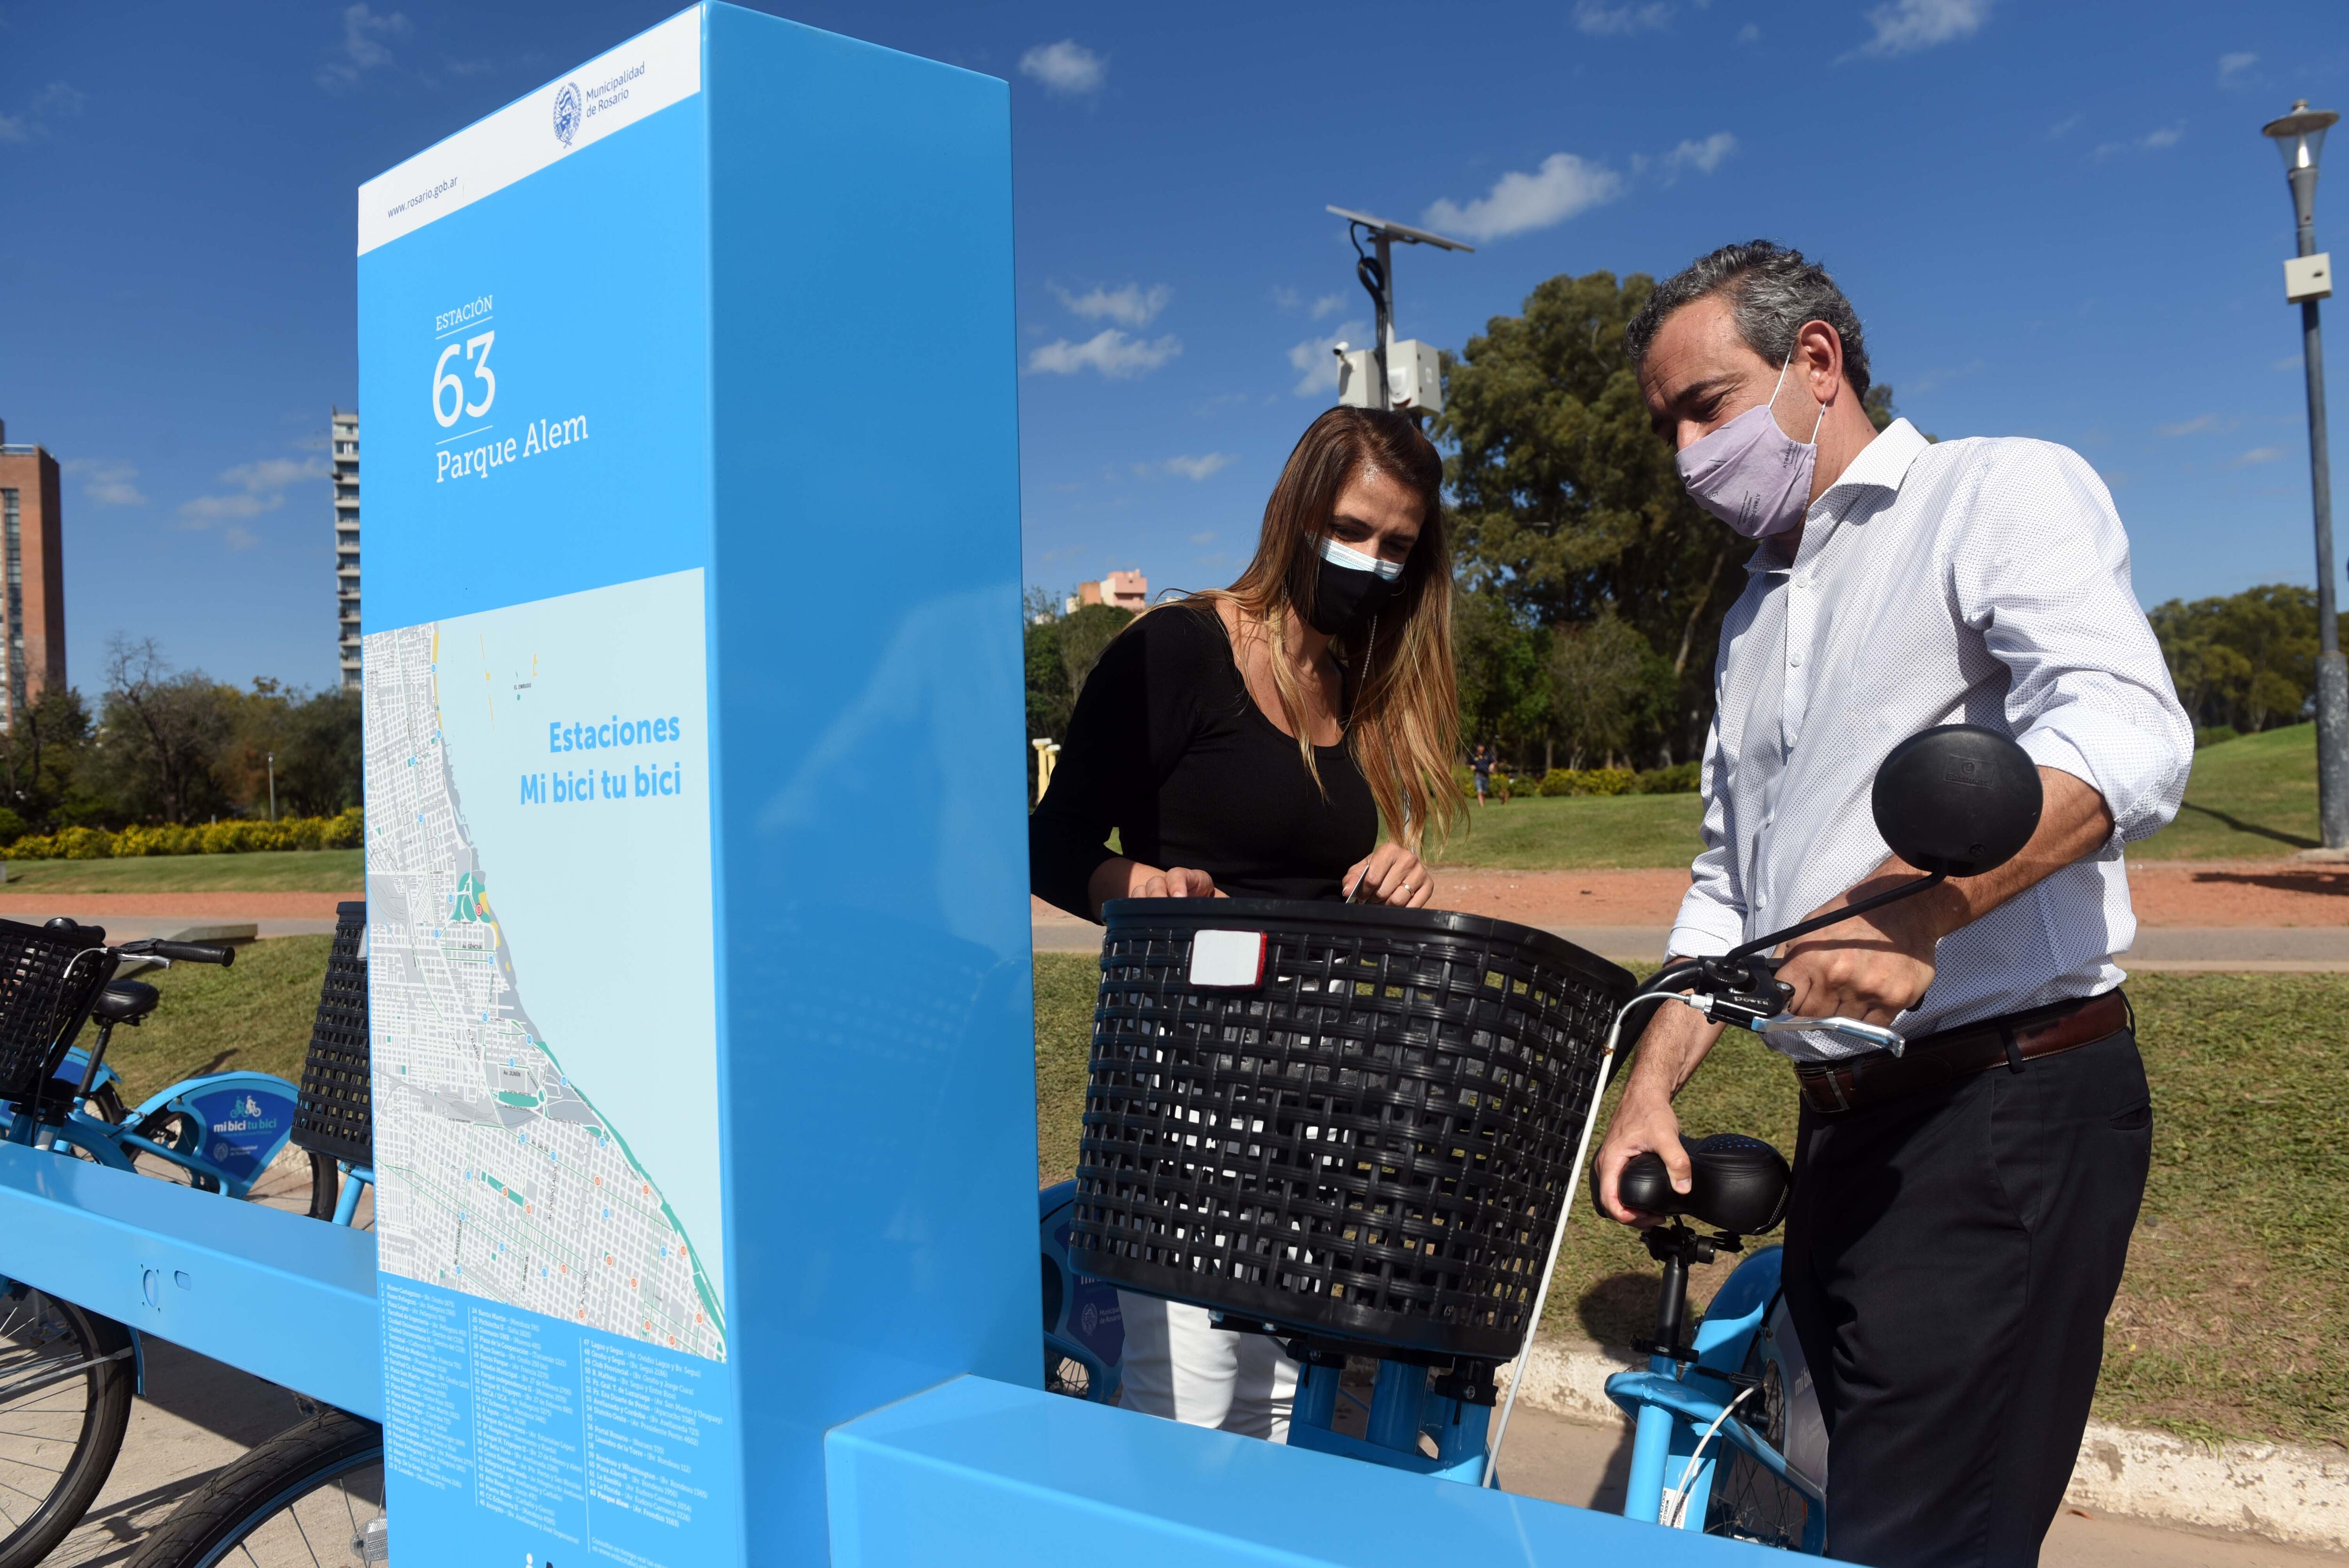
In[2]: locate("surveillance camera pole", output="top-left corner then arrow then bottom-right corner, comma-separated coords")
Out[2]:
2263,101 -> 2346,852
1326,207 -> 1473,419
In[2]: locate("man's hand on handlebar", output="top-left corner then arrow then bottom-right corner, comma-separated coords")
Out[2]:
1774,862 -> 1946,1026
1595,1092 -> 1688,1227
1594,993 -> 1721,1226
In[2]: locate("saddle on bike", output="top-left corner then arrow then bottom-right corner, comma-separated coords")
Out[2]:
1595,1132 -> 1792,1236
92,981 -> 159,1026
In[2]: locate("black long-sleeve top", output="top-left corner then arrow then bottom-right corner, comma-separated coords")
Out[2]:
1029,605 -> 1378,920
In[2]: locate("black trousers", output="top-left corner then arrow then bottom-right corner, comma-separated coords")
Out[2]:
1781,1025 -> 2152,1568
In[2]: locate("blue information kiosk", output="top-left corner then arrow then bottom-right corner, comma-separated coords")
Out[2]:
347,7 -> 1751,1564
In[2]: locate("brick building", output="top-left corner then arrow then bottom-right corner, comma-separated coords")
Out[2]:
0,419 -> 68,730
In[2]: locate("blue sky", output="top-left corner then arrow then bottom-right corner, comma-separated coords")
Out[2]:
0,0 -> 2343,692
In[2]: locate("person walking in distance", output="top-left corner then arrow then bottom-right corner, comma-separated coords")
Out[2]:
1592,242 -> 2190,1567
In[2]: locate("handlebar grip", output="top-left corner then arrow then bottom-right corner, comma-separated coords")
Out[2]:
148,940 -> 235,966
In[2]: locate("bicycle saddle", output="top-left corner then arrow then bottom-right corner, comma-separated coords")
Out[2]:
1594,1132 -> 1792,1236
92,981 -> 159,1026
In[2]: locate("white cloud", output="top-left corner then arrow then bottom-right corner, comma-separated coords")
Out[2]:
1051,282 -> 1170,327
1847,0 -> 1990,60
2274,354 -> 2304,372
1663,132 -> 1737,178
2156,413 -> 2219,437
1574,0 -> 1673,34
1026,329 -> 1181,378
2217,51 -> 2257,87
62,458 -> 146,507
179,454 -> 327,525
1310,293 -> 1347,321
1423,153 -> 1624,243
2097,124 -> 2186,161
318,4 -> 411,90
0,81 -> 85,144
1288,321 -> 1367,397
225,527 -> 261,551
2235,446 -> 2283,466
1019,39 -> 1104,96
1737,22 -> 1760,42
1190,531 -> 1217,544
1161,454 -> 1233,482
2049,112 -> 2082,139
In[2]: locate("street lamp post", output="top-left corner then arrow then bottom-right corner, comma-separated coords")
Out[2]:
2264,100 -> 2346,853
267,752 -> 277,823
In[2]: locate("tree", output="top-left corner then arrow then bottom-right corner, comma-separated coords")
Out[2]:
1451,586 -> 1549,768
1438,271 -> 1740,762
2150,585 -> 2348,733
0,684 -> 95,832
92,638 -> 236,825
1548,609 -> 1676,769
274,686 -> 363,816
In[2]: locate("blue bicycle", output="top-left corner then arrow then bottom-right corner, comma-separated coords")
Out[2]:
0,932 -> 317,1209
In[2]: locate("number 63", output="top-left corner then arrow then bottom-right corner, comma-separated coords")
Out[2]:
433,332 -> 496,427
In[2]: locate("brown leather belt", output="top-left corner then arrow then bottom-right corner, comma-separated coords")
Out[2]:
1794,990 -> 2131,1117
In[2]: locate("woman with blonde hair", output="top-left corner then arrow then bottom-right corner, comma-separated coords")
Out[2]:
1029,405 -> 1464,1439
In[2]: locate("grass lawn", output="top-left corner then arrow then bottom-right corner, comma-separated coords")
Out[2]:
1433,792 -> 1705,871
97,934 -> 331,1104
1032,954 -> 2347,1446
0,849 -> 363,894
1426,722 -> 2321,871
2134,722 -> 2322,860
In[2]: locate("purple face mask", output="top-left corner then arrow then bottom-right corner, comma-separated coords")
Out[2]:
1675,352 -> 1826,539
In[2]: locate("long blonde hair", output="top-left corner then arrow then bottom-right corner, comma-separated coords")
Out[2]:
1180,407 -> 1464,856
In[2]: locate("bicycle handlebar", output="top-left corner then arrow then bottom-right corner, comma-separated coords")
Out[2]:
118,939 -> 235,967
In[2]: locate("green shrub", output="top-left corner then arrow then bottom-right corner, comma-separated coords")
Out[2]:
1536,767 -> 1635,797
1632,761 -> 1702,795
0,807 -> 25,847
56,825 -> 115,860
1,810 -> 365,861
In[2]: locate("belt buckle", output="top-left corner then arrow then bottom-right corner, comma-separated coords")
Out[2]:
1805,1065 -> 1856,1114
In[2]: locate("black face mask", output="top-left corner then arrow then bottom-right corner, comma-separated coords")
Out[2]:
1305,537 -> 1404,637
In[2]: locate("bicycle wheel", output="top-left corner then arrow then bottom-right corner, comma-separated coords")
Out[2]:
126,1409 -> 383,1568
0,1287 -> 134,1568
1702,1333 -> 1814,1551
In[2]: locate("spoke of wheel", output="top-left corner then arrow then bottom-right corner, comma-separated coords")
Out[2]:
0,1453 -> 69,1475
288,1493 -> 326,1566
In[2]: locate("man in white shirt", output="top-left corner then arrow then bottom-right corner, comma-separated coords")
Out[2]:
1593,242 -> 2191,1567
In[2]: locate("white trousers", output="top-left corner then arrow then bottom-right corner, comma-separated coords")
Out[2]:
1115,1291 -> 1299,1442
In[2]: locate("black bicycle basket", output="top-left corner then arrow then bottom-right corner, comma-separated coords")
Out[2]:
1068,898 -> 1635,1361
0,918 -> 116,1110
292,901 -> 372,1168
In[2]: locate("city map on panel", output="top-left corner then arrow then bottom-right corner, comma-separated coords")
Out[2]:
364,619 -> 726,1362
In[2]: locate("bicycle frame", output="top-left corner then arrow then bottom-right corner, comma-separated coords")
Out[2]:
27,1071 -> 302,1200
1606,1245 -> 1828,1552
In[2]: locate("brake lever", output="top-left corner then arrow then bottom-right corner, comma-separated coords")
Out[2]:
1760,1015 -> 1906,1056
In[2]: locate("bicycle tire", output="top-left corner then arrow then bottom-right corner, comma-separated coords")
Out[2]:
306,1157 -> 340,1222
1702,1331 -> 1814,1551
0,1289 -> 134,1568
126,1409 -> 383,1568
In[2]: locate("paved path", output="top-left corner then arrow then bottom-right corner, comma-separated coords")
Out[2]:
56,1343 -> 2331,1567
1499,1407 -> 2341,1565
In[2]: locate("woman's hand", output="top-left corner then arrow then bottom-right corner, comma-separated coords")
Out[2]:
1087,857 -> 1222,919
1341,844 -> 1434,908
